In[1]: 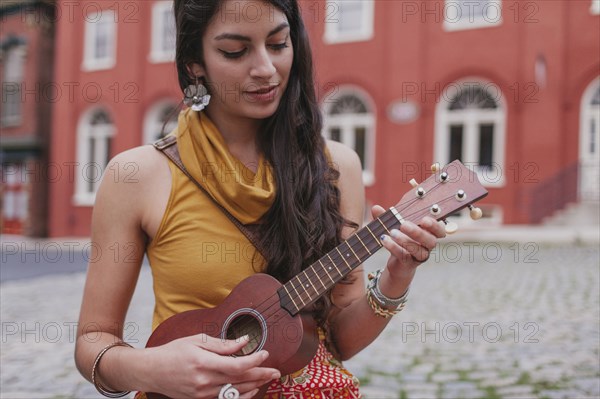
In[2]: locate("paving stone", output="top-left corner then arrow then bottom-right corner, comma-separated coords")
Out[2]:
430,371 -> 460,383
360,386 -> 398,399
496,384 -> 535,396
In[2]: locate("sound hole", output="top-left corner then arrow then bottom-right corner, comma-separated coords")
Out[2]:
225,314 -> 264,356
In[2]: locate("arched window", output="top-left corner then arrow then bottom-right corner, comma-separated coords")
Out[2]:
435,80 -> 506,187
74,108 -> 115,205
322,88 -> 376,185
579,77 -> 600,201
1,44 -> 26,126
143,101 -> 178,144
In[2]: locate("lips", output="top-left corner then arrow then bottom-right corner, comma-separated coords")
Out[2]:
243,84 -> 280,102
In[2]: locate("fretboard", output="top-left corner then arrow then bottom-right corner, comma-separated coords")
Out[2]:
277,209 -> 401,316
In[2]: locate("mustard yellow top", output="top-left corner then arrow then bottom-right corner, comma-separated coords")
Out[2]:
146,109 -> 275,330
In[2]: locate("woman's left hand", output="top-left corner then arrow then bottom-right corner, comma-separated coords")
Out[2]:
372,204 -> 447,283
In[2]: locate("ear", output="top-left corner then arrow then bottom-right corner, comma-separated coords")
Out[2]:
188,63 -> 206,79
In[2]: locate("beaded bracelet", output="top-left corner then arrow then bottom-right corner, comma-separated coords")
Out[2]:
366,270 -> 409,318
91,341 -> 133,398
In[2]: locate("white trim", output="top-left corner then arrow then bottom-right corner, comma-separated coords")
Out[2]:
592,0 -> 600,15
323,0 -> 374,44
322,85 -> 377,186
82,10 -> 117,71
579,77 -> 600,201
73,108 -> 116,206
143,100 -> 178,144
434,78 -> 507,188
443,0 -> 503,32
149,1 -> 176,64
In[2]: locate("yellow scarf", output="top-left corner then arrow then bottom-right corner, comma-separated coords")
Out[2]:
173,108 -> 275,224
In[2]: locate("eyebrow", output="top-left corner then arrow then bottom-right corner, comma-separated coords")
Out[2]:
214,22 -> 290,42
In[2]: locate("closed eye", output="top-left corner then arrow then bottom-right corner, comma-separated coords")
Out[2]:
219,48 -> 247,59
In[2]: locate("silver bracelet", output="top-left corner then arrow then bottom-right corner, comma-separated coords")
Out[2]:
367,269 -> 409,309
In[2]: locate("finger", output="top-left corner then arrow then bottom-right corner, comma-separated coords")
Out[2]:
381,232 -> 413,263
206,350 -> 278,377
371,204 -> 386,218
192,333 -> 252,356
419,217 -> 446,239
388,229 -> 429,262
399,221 -> 437,251
227,367 -> 281,384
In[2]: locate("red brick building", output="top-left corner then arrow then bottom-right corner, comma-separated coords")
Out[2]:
1,0 -> 56,236
39,0 -> 600,236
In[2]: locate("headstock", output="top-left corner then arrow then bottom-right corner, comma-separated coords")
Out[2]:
393,160 -> 488,234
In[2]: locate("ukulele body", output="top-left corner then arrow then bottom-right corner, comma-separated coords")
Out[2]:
145,273 -> 319,399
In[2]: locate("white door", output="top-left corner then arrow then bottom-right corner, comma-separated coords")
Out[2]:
580,78 -> 600,201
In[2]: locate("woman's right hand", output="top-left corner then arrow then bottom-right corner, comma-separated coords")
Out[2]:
143,333 -> 280,398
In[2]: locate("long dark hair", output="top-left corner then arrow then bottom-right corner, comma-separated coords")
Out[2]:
173,0 -> 357,346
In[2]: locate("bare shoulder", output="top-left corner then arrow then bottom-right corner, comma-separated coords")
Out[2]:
324,139 -> 365,232
93,144 -> 171,235
325,139 -> 362,176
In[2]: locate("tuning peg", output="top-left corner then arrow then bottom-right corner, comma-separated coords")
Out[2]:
431,163 -> 440,173
442,219 -> 458,234
409,178 -> 419,188
468,205 -> 483,220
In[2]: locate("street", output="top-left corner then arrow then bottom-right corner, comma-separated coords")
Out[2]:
1,243 -> 599,398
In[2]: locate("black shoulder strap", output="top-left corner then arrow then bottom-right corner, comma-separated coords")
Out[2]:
152,135 -> 266,260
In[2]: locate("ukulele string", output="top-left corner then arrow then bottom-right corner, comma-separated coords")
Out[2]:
225,184 -> 458,341
226,185 -> 458,342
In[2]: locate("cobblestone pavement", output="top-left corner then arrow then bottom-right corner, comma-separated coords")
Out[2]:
1,244 -> 599,399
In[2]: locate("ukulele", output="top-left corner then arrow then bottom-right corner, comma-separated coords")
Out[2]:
145,160 -> 488,398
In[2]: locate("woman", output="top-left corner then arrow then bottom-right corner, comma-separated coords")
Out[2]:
74,1 -> 446,398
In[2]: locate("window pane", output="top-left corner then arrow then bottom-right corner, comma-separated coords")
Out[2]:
330,127 -> 341,142
354,126 -> 366,170
338,1 -> 363,32
591,118 -> 596,154
162,9 -> 176,52
479,124 -> 494,167
88,137 -> 96,193
449,125 -> 463,161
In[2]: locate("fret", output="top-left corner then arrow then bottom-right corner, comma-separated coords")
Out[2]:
290,279 -> 306,307
335,247 -> 353,272
326,253 -> 343,279
282,284 -> 300,312
365,225 -> 380,245
307,267 -> 322,298
319,259 -> 336,284
345,237 -> 362,263
377,218 -> 391,235
355,232 -> 372,256
296,275 -> 312,302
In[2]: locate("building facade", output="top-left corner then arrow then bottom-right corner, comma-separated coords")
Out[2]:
41,0 -> 600,237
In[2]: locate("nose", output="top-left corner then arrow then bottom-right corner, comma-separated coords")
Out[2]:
249,48 -> 276,79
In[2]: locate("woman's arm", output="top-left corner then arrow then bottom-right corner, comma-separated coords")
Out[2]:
324,140 -> 446,361
74,146 -> 279,398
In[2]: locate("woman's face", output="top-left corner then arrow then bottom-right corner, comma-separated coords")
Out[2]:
194,0 -> 294,122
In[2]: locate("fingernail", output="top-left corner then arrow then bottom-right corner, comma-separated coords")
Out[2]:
271,372 -> 281,379
261,350 -> 269,359
390,229 -> 401,238
240,334 -> 250,342
380,234 -> 386,241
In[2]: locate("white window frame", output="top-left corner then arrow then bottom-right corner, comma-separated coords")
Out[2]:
434,78 -> 507,188
82,9 -> 116,71
592,0 -> 600,15
74,108 -> 116,206
1,45 -> 26,127
579,77 -> 600,201
149,1 -> 176,63
324,0 -> 374,44
322,86 -> 376,186
443,0 -> 503,32
143,100 -> 178,144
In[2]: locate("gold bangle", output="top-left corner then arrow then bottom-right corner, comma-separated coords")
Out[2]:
366,289 -> 405,319
91,341 -> 133,398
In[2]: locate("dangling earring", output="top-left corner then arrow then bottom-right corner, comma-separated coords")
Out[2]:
183,76 -> 211,112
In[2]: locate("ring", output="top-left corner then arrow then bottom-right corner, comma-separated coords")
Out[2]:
218,383 -> 240,399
